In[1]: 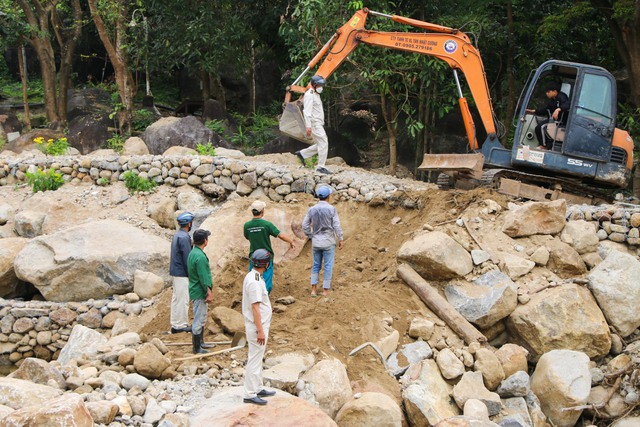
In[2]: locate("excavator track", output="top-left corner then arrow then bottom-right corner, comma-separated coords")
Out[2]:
479,169 -> 612,204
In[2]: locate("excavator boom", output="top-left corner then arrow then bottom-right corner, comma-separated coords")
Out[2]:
283,8 -> 498,148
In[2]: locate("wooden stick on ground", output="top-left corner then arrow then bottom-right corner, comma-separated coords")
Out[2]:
173,344 -> 245,362
397,263 -> 488,346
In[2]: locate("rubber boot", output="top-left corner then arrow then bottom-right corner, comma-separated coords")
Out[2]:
192,332 -> 207,354
200,332 -> 214,349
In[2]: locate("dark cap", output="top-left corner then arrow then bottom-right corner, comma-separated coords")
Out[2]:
545,82 -> 560,92
193,229 -> 211,245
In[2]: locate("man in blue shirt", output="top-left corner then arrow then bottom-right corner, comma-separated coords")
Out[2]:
169,212 -> 193,334
302,185 -> 344,297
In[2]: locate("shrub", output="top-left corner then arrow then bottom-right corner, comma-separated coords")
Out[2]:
132,109 -> 155,132
34,136 -> 68,156
122,171 -> 156,194
25,168 -> 64,193
205,119 -> 225,135
196,143 -> 216,156
107,134 -> 126,153
96,177 -> 111,186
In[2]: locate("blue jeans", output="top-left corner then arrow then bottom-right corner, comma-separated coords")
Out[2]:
192,299 -> 207,335
249,260 -> 273,294
311,245 -> 336,289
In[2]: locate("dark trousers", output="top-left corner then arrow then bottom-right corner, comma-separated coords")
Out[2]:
534,119 -> 552,149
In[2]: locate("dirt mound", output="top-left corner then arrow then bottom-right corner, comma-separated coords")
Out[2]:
138,187 -> 511,399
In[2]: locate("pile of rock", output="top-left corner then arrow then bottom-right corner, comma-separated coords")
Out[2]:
0,294 -> 154,366
567,204 -> 640,246
0,150 -> 427,208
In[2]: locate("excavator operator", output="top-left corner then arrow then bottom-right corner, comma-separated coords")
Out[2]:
526,82 -> 570,150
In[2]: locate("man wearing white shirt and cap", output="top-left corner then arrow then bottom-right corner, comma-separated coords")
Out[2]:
242,249 -> 276,405
295,75 -> 333,175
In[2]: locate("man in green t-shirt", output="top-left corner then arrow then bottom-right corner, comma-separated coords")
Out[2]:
243,200 -> 294,294
188,229 -> 213,354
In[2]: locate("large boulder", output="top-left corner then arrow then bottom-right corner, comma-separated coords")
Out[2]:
8,357 -> 66,389
452,371 -> 502,416
335,392 -> 403,427
190,386 -> 337,426
13,219 -> 170,301
0,377 -> 62,409
57,324 -> 108,365
560,220 -> 599,254
201,198 -> 307,271
506,283 -> 611,361
501,200 -> 566,237
68,112 -> 112,154
0,237 -> 28,298
142,116 -> 220,155
444,271 -> 517,329
122,137 -> 150,156
588,250 -> 640,337
402,359 -> 461,426
66,87 -> 112,122
210,306 -> 245,334
300,358 -> 352,419
397,231 -> 473,280
530,350 -> 591,427
2,393 -> 92,426
263,352 -> 315,392
133,342 -> 170,379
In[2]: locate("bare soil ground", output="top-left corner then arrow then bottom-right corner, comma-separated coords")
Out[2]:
136,185 -> 510,401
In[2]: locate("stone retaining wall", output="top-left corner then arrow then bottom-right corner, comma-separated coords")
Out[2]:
567,204 -> 640,246
0,153 -> 425,208
0,294 -> 149,366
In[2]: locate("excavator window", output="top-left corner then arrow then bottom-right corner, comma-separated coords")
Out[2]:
574,73 -> 613,126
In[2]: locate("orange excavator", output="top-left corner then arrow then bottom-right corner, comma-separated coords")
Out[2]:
280,8 -> 635,203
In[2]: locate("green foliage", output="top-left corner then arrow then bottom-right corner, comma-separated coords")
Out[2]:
25,168 -> 65,193
205,119 -> 225,135
618,104 -> 640,147
96,177 -> 111,186
34,136 -> 68,156
107,134 -> 126,153
195,143 -> 217,156
132,109 -> 154,132
227,110 -> 278,153
0,134 -> 6,151
122,171 -> 156,194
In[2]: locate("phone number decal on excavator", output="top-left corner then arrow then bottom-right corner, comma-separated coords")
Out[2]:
391,36 -> 436,52
516,147 -> 544,164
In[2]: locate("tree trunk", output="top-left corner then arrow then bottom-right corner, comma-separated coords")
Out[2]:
16,0 -> 60,125
88,0 -> 136,135
52,0 -> 82,124
380,92 -> 398,176
591,0 -> 640,107
200,70 -> 212,101
249,40 -> 256,115
18,43 -> 31,131
210,74 -> 227,115
504,0 -> 516,143
634,163 -> 640,199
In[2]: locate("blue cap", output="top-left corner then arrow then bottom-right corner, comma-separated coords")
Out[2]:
177,212 -> 194,226
316,185 -> 332,199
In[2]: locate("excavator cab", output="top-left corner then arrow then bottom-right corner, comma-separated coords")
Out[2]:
503,60 -> 633,188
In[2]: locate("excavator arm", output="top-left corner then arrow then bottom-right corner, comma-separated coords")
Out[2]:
284,8 -> 498,151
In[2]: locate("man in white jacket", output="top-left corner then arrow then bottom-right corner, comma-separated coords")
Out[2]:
296,75 -> 332,175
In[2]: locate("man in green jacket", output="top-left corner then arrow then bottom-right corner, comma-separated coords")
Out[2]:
188,229 -> 213,354
243,200 -> 294,294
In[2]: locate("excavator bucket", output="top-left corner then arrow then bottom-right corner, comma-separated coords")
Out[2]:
279,102 -> 313,144
418,153 -> 485,173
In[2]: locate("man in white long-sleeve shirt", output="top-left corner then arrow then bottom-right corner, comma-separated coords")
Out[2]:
302,185 -> 344,296
295,75 -> 332,175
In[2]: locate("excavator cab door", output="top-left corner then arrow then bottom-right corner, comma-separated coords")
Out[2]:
562,71 -> 616,161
